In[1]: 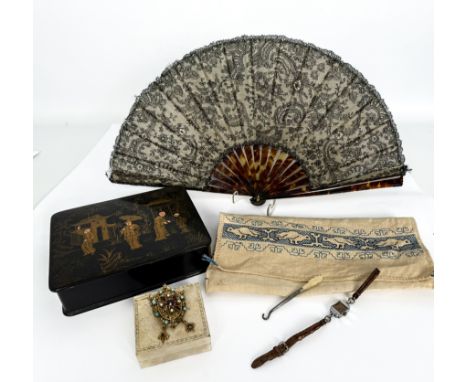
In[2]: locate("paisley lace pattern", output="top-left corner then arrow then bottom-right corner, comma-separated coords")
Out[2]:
109,35 -> 406,198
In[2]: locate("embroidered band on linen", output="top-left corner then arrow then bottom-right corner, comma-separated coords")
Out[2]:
205,213 -> 433,296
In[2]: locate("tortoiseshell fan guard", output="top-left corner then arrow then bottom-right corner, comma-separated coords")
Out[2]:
108,35 -> 407,205
207,144 -> 310,205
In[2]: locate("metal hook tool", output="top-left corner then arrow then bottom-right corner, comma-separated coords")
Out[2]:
262,287 -> 303,320
261,275 -> 323,320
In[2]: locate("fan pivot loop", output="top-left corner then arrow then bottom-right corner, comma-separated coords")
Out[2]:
250,194 -> 266,206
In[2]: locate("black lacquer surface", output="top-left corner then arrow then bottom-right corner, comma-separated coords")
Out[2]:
49,187 -> 211,316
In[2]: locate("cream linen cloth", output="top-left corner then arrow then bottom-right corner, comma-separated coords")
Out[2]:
205,213 -> 433,296
134,283 -> 211,367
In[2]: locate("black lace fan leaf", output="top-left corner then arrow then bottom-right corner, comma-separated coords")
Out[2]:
108,35 -> 406,205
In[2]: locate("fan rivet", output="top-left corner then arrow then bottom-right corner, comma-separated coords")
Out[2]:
250,195 -> 266,206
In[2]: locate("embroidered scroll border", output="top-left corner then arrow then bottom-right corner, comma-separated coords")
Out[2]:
219,241 -> 423,259
221,223 -> 423,258
225,216 -> 415,237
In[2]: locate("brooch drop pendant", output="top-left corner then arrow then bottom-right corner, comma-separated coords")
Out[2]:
149,285 -> 195,343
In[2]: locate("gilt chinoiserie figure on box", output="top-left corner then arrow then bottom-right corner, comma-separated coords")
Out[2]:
49,187 -> 211,316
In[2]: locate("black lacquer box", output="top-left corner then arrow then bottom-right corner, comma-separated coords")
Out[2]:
49,187 -> 211,316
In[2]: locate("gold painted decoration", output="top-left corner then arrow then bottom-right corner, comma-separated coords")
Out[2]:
49,187 -> 212,316
49,188 -> 210,292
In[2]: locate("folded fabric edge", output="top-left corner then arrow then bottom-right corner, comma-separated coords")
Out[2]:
205,267 -> 433,297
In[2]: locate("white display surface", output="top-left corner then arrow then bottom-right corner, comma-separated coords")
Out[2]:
34,124 -> 433,382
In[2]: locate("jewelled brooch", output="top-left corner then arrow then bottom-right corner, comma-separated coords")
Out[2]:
149,284 -> 195,343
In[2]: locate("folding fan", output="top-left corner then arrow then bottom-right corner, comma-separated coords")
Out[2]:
108,35 -> 406,205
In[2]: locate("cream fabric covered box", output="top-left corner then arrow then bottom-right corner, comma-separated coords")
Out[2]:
134,283 -> 211,367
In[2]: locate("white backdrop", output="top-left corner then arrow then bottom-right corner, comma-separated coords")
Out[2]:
34,1 -> 433,381
34,0 -> 432,127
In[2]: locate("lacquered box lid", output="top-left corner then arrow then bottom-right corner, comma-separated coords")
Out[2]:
49,187 -> 210,291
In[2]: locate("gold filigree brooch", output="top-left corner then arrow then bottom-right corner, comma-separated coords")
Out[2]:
149,284 -> 194,343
